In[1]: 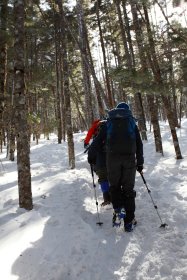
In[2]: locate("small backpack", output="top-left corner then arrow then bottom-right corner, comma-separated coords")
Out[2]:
106,108 -> 136,154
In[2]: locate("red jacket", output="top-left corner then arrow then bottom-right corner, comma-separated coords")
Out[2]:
84,119 -> 100,145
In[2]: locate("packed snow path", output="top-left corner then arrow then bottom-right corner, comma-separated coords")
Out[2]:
0,120 -> 187,280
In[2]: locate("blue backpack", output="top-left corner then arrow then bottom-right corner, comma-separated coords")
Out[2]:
106,108 -> 136,154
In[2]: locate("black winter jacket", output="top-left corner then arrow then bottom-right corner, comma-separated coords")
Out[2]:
88,121 -> 107,170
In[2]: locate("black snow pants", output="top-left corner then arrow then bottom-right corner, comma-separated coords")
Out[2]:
106,153 -> 136,224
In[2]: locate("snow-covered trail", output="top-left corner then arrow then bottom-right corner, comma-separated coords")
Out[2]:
1,120 -> 187,280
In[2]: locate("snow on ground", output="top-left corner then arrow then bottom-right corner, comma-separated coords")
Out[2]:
0,119 -> 187,280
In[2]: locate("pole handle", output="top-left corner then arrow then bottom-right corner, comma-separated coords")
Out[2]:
84,145 -> 90,153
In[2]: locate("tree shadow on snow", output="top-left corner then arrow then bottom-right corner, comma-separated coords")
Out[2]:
11,169 -> 135,280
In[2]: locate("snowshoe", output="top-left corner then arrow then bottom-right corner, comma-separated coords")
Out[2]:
112,208 -> 126,227
124,218 -> 137,232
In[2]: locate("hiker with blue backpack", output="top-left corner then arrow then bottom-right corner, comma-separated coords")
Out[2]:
88,102 -> 144,232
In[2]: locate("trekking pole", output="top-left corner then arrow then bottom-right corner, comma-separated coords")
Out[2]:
140,172 -> 168,228
90,164 -> 103,226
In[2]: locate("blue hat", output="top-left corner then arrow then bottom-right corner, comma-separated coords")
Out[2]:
116,102 -> 130,110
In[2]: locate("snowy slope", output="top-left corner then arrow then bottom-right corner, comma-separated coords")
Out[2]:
0,119 -> 187,280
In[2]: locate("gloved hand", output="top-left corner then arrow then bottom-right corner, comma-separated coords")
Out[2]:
84,142 -> 89,149
136,165 -> 143,173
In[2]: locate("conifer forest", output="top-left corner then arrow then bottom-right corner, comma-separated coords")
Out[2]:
0,0 -> 187,209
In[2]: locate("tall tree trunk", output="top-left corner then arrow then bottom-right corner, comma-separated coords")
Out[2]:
130,1 -> 162,145
181,57 -> 187,97
128,1 -> 147,140
0,0 -> 8,149
85,33 -> 106,113
147,95 -> 163,154
56,0 -> 75,169
162,2 -> 179,128
54,12 -> 62,143
121,0 -> 135,67
59,4 -> 105,115
13,0 -> 33,210
70,75 -> 87,130
76,0 -> 93,127
114,0 -> 132,69
6,79 -> 16,160
107,17 -> 127,103
114,1 -> 147,139
9,107 -> 16,161
143,3 -> 182,159
167,50 -> 179,127
96,0 -> 114,108
134,92 -> 147,140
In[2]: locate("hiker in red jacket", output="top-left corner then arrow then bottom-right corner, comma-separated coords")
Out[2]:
84,119 -> 101,149
84,119 -> 111,206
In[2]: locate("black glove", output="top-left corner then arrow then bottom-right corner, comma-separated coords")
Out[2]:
84,142 -> 89,149
136,165 -> 143,173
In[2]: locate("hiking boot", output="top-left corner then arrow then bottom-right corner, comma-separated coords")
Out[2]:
124,218 -> 137,232
101,191 -> 111,207
101,200 -> 111,206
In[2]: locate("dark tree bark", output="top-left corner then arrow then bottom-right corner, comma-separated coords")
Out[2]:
0,0 -> 8,149
147,95 -> 163,154
13,0 -> 33,210
56,0 -> 75,169
76,0 -> 94,127
134,92 -> 147,140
